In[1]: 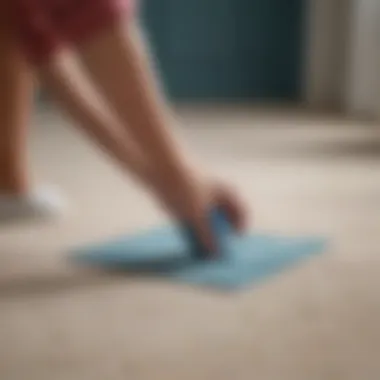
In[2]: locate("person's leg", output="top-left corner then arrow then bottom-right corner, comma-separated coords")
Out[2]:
0,25 -> 31,195
0,4 -> 64,221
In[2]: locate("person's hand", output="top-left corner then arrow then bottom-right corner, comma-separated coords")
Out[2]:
211,180 -> 247,233
149,168 -> 248,253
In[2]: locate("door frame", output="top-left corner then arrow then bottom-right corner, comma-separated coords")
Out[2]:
304,0 -> 380,119
303,0 -> 352,110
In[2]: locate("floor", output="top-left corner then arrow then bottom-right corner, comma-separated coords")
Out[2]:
0,106 -> 380,380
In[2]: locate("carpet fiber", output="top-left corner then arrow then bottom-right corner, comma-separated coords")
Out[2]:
2,108 -> 380,379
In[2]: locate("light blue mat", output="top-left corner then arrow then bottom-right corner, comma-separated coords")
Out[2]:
69,225 -> 326,290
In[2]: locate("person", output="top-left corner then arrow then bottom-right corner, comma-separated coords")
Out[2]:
0,6 -> 65,221
6,0 -> 248,252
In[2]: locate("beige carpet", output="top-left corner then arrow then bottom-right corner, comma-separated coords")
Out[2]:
1,106 -> 380,379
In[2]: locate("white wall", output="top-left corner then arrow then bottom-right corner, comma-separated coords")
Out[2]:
304,0 -> 351,110
345,0 -> 380,117
305,0 -> 380,118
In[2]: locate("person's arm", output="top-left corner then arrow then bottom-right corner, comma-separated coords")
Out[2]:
77,21 -> 198,185
38,54 -> 153,188
11,0 -> 246,253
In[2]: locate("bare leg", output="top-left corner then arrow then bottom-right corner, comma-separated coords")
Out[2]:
0,43 -> 65,222
0,0 -> 68,223
0,24 -> 32,195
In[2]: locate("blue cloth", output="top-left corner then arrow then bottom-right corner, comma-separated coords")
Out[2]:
180,208 -> 235,259
69,219 -> 326,290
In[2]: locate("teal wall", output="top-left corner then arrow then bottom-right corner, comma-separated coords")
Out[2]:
141,0 -> 306,101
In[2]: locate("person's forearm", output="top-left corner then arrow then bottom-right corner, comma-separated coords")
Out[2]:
78,21 -> 195,182
38,55 -> 153,187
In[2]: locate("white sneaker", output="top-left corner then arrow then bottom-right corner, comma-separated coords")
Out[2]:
0,186 -> 66,224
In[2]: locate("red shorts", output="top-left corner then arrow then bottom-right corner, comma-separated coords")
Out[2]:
12,0 -> 134,65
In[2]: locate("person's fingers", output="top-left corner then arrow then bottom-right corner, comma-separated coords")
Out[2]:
190,206 -> 217,256
214,185 -> 248,232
